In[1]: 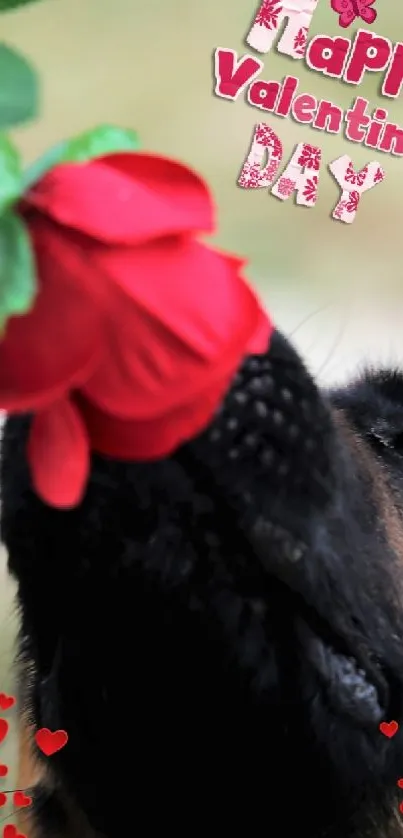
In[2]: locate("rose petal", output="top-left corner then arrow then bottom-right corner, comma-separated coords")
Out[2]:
21,153 -> 215,244
0,217 -> 102,411
82,237 -> 272,419
75,372 -> 238,460
28,397 -> 90,508
247,306 -> 273,354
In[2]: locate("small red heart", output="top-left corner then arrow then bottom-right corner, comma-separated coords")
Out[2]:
0,695 -> 15,712
0,794 -> 7,807
0,765 -> 8,777
13,791 -> 32,808
0,721 -> 9,745
3,827 -> 27,838
399,801 -> 403,814
397,778 -> 403,789
379,720 -> 399,738
35,728 -> 68,756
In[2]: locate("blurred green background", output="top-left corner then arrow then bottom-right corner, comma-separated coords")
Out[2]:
0,0 -> 402,813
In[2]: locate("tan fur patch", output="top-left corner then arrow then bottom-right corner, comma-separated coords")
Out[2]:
15,713 -> 100,838
15,714 -> 43,837
333,407 -> 403,606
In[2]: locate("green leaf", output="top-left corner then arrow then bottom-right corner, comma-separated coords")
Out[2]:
60,124 -> 141,163
22,140 -> 68,192
0,135 -> 23,211
0,45 -> 38,129
0,0 -> 44,11
0,211 -> 37,333
22,125 -> 141,191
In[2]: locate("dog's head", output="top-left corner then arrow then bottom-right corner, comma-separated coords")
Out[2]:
2,329 -> 403,838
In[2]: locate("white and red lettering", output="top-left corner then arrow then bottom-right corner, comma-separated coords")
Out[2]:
271,142 -> 321,206
238,123 -> 283,189
214,48 -> 263,100
246,0 -> 320,60
329,156 -> 385,224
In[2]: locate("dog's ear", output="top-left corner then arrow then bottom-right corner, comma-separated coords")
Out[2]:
331,369 -> 403,453
368,417 -> 403,452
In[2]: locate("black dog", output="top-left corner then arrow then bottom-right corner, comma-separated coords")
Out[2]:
2,329 -> 403,838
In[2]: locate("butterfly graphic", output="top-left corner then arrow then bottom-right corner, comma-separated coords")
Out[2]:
331,0 -> 377,28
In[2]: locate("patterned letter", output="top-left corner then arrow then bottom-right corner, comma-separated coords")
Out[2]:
329,156 -> 385,224
238,123 -> 283,188
271,142 -> 321,206
246,0 -> 320,60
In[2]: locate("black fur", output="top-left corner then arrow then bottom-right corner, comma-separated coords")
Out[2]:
2,329 -> 403,837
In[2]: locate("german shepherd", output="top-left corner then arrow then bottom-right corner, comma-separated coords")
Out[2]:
2,328 -> 403,838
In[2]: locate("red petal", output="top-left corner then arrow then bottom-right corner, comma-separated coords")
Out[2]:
28,397 -> 90,508
247,307 -> 272,353
76,373 -> 236,460
21,153 -> 215,244
0,216 -> 103,411
82,237 -> 272,419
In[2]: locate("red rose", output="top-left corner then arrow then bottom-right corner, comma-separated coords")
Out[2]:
0,152 -> 273,508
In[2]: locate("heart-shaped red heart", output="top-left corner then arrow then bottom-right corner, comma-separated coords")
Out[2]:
35,728 -> 68,756
0,721 -> 9,745
400,801 -> 403,814
0,794 -> 7,808
379,720 -> 399,738
0,695 -> 15,712
3,826 -> 27,838
13,792 -> 32,808
397,778 -> 403,789
0,765 -> 8,778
